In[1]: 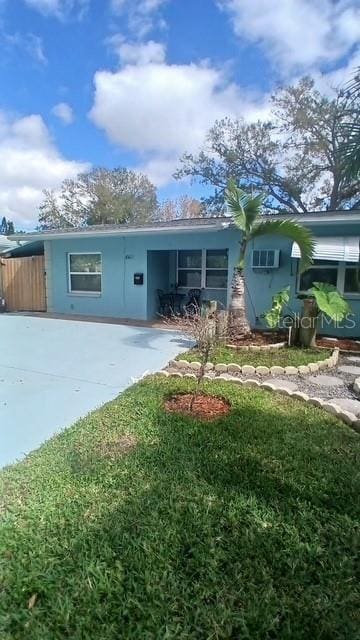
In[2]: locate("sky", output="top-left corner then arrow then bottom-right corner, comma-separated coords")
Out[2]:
0,0 -> 359,229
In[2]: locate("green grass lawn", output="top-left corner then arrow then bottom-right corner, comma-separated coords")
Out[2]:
177,346 -> 332,368
1,377 -> 359,639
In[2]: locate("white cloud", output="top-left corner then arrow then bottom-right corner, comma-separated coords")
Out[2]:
3,31 -> 47,64
109,38 -> 166,65
90,42 -> 268,185
0,112 -> 89,228
111,0 -> 167,38
23,0 -> 89,20
52,102 -> 74,124
219,0 -> 360,73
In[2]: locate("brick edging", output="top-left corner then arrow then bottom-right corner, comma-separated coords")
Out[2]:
168,348 -> 339,377
155,365 -> 360,433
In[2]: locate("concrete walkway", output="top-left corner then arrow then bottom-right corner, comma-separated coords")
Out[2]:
0,315 -> 188,469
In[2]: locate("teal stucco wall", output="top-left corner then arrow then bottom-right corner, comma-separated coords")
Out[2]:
47,222 -> 360,337
48,228 -> 240,321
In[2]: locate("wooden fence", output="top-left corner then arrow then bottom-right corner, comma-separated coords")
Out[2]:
0,255 -> 46,312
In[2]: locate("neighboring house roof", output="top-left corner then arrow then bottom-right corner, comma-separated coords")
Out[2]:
0,235 -> 44,258
3,240 -> 44,258
11,210 -> 360,242
0,235 -> 20,254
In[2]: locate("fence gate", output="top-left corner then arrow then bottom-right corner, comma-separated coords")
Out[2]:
0,256 -> 46,312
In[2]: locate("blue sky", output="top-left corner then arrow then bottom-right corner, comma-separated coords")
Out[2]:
0,0 -> 359,229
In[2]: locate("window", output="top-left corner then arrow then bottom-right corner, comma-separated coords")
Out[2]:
177,249 -> 228,289
206,250 -> 228,288
68,253 -> 102,294
299,260 -> 338,292
297,259 -> 360,297
344,262 -> 360,294
177,250 -> 202,287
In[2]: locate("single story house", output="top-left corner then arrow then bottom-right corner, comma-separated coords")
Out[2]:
12,210 -> 360,337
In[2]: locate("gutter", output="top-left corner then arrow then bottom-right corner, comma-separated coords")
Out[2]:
11,221 -> 231,242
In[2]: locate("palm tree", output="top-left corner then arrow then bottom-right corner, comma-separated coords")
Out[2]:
226,181 -> 315,337
340,66 -> 360,178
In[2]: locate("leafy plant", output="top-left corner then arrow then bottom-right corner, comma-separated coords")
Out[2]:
310,282 -> 351,322
263,286 -> 290,329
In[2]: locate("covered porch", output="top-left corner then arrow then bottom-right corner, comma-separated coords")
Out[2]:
146,248 -> 230,319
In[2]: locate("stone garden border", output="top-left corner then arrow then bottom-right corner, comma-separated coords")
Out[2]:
155,365 -> 360,434
169,348 -> 339,378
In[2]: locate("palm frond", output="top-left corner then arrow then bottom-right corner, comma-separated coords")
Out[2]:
250,219 -> 315,272
225,180 -> 263,233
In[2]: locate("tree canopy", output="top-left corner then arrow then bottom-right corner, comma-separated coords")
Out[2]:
0,217 -> 15,235
175,77 -> 360,213
340,67 -> 360,179
157,196 -> 205,221
38,168 -> 158,229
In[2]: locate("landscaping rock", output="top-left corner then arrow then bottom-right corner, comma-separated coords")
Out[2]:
243,378 -> 260,387
308,363 -> 319,373
189,361 -> 202,371
242,365 -> 256,376
338,365 -> 360,376
256,366 -> 270,376
284,366 -> 298,375
328,398 -> 360,416
214,363 -> 228,373
345,356 -> 360,363
308,397 -> 325,407
291,391 -> 310,401
270,366 -> 285,375
176,359 -> 189,368
227,363 -> 242,373
298,365 -> 310,375
336,410 -> 358,426
184,373 -> 197,379
321,402 -> 341,415
268,378 -> 298,391
204,362 -> 214,371
308,375 -> 344,387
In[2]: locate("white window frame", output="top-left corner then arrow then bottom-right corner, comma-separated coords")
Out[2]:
68,252 -> 102,296
176,249 -> 228,290
297,260 -> 360,299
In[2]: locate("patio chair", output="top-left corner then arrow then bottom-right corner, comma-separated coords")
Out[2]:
157,289 -> 172,316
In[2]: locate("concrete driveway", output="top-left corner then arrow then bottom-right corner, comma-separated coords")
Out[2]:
0,315 -> 188,469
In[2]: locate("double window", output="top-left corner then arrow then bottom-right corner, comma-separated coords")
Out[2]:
177,249 -> 228,289
298,259 -> 360,296
68,253 -> 102,294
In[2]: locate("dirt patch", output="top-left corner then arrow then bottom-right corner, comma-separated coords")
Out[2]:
317,337 -> 360,352
100,435 -> 138,459
164,393 -> 231,421
228,331 -> 286,347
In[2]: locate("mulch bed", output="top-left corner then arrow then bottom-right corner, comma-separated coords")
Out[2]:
317,337 -> 360,352
164,393 -> 231,420
228,331 -> 286,347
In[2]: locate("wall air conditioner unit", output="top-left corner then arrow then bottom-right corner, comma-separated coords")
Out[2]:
251,249 -> 280,269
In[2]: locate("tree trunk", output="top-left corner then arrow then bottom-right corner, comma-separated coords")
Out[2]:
229,267 -> 252,337
299,298 -> 318,348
